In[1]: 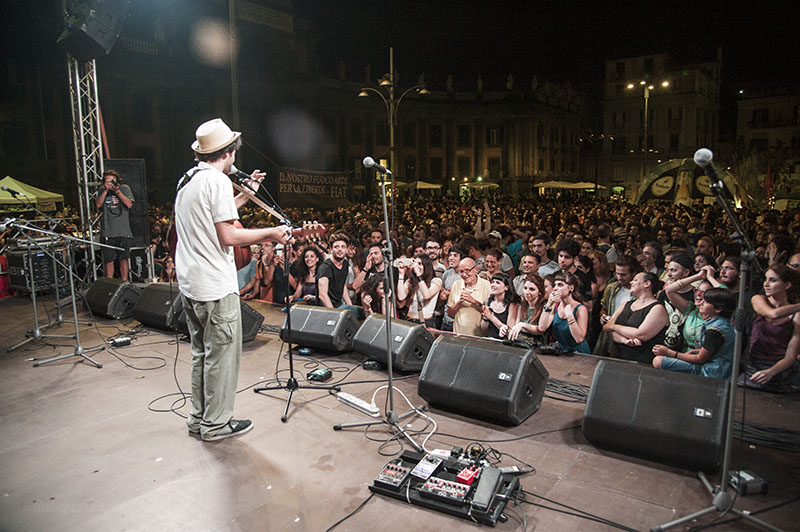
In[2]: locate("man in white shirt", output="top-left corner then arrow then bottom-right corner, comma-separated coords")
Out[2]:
176,118 -> 303,442
446,257 -> 491,336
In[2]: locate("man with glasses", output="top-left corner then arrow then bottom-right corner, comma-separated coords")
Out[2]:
426,239 -> 446,278
446,257 -> 491,336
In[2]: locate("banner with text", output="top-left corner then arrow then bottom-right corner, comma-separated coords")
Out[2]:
277,167 -> 350,208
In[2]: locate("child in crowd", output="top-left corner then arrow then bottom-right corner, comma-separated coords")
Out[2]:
652,288 -> 737,379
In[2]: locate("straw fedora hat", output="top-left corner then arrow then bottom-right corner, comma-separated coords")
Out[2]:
191,118 -> 241,154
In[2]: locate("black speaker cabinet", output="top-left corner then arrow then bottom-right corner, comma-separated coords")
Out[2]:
132,283 -> 183,330
59,0 -> 130,62
418,335 -> 549,426
84,277 -> 141,319
240,301 -> 264,343
174,298 -> 263,343
582,360 -> 729,472
104,159 -> 148,247
280,306 -> 359,353
353,315 -> 434,372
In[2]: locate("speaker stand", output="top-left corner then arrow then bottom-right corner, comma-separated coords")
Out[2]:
331,168 -> 424,453
652,158 -> 782,532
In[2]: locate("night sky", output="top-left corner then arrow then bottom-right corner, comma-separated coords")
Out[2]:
298,1 -> 797,89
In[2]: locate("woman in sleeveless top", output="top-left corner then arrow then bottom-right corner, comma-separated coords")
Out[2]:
397,253 -> 442,328
290,246 -> 323,304
538,271 -> 590,353
508,273 -> 545,340
743,264 -> 800,392
480,273 -> 521,339
605,272 -> 668,363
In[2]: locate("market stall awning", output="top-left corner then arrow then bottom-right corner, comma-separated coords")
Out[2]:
0,176 -> 64,212
400,180 -> 442,190
533,180 -> 606,189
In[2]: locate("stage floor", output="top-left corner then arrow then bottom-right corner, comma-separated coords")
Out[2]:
0,294 -> 798,532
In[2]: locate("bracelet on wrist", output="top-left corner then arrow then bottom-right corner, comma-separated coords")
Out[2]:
543,306 -> 551,313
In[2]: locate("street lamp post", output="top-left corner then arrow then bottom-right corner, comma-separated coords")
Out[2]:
358,47 -> 429,181
627,80 -> 668,178
579,132 -> 612,194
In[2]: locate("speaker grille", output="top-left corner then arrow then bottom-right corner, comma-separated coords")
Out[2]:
583,360 -> 729,471
418,335 -> 549,425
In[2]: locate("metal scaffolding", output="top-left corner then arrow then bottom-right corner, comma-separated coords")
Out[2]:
67,55 -> 104,282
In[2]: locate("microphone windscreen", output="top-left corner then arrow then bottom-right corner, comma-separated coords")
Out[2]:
693,148 -> 713,167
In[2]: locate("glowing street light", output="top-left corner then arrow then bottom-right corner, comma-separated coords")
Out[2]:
627,79 -> 669,177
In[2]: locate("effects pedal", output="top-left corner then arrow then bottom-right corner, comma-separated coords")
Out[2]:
336,391 -> 380,417
729,470 -> 768,495
456,465 -> 480,485
374,459 -> 411,490
307,368 -> 332,381
418,476 -> 471,505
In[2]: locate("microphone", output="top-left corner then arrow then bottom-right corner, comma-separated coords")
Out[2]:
228,165 -> 252,184
1,185 -> 19,197
363,156 -> 391,175
693,148 -> 720,183
0,217 -> 15,232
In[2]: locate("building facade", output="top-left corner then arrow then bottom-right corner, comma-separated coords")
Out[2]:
602,52 -> 721,194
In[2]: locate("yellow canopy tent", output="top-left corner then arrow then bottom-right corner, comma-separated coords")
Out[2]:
0,176 -> 64,212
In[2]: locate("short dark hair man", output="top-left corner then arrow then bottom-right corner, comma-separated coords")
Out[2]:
96,169 -> 134,279
317,233 -> 353,309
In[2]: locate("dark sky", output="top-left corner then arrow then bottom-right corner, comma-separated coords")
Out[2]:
298,1 -> 797,89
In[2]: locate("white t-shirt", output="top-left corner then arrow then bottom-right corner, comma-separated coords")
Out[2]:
175,162 -> 240,301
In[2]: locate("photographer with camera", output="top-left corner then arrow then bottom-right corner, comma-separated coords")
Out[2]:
96,169 -> 135,279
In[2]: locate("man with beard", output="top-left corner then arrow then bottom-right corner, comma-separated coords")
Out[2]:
317,233 -> 353,310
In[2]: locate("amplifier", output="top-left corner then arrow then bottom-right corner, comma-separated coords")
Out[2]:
7,248 -> 68,292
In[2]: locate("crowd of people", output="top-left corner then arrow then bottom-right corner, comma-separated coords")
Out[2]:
140,192 -> 800,394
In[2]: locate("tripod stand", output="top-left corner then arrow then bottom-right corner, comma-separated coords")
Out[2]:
331,161 -> 423,453
652,149 -> 782,532
249,186 -> 339,422
7,234 -> 74,352
5,222 -> 121,368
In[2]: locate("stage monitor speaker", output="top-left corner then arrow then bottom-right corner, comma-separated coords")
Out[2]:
104,159 -> 148,248
352,315 -> 434,372
240,301 -> 264,343
173,299 -> 263,343
84,277 -> 141,319
58,0 -> 131,62
280,306 -> 358,353
131,283 -> 183,330
418,335 -> 549,426
582,360 -> 729,472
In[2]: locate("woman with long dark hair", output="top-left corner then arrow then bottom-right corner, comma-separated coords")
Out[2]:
480,273 -> 521,338
508,274 -> 545,340
538,271 -> 590,353
397,253 -> 442,327
742,264 -> 800,392
361,274 -> 386,317
290,246 -> 323,303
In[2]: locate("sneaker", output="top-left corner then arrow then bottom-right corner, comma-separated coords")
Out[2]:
201,419 -> 253,442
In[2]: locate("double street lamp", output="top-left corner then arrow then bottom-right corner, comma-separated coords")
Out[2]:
357,47 -> 429,179
627,80 -> 669,177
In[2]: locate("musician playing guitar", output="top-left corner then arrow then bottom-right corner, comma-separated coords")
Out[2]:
176,118 -> 323,442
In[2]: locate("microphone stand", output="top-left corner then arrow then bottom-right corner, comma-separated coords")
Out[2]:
246,180 -> 341,423
5,222 -> 121,368
652,155 -> 780,532
332,165 -> 423,453
6,193 -> 77,350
